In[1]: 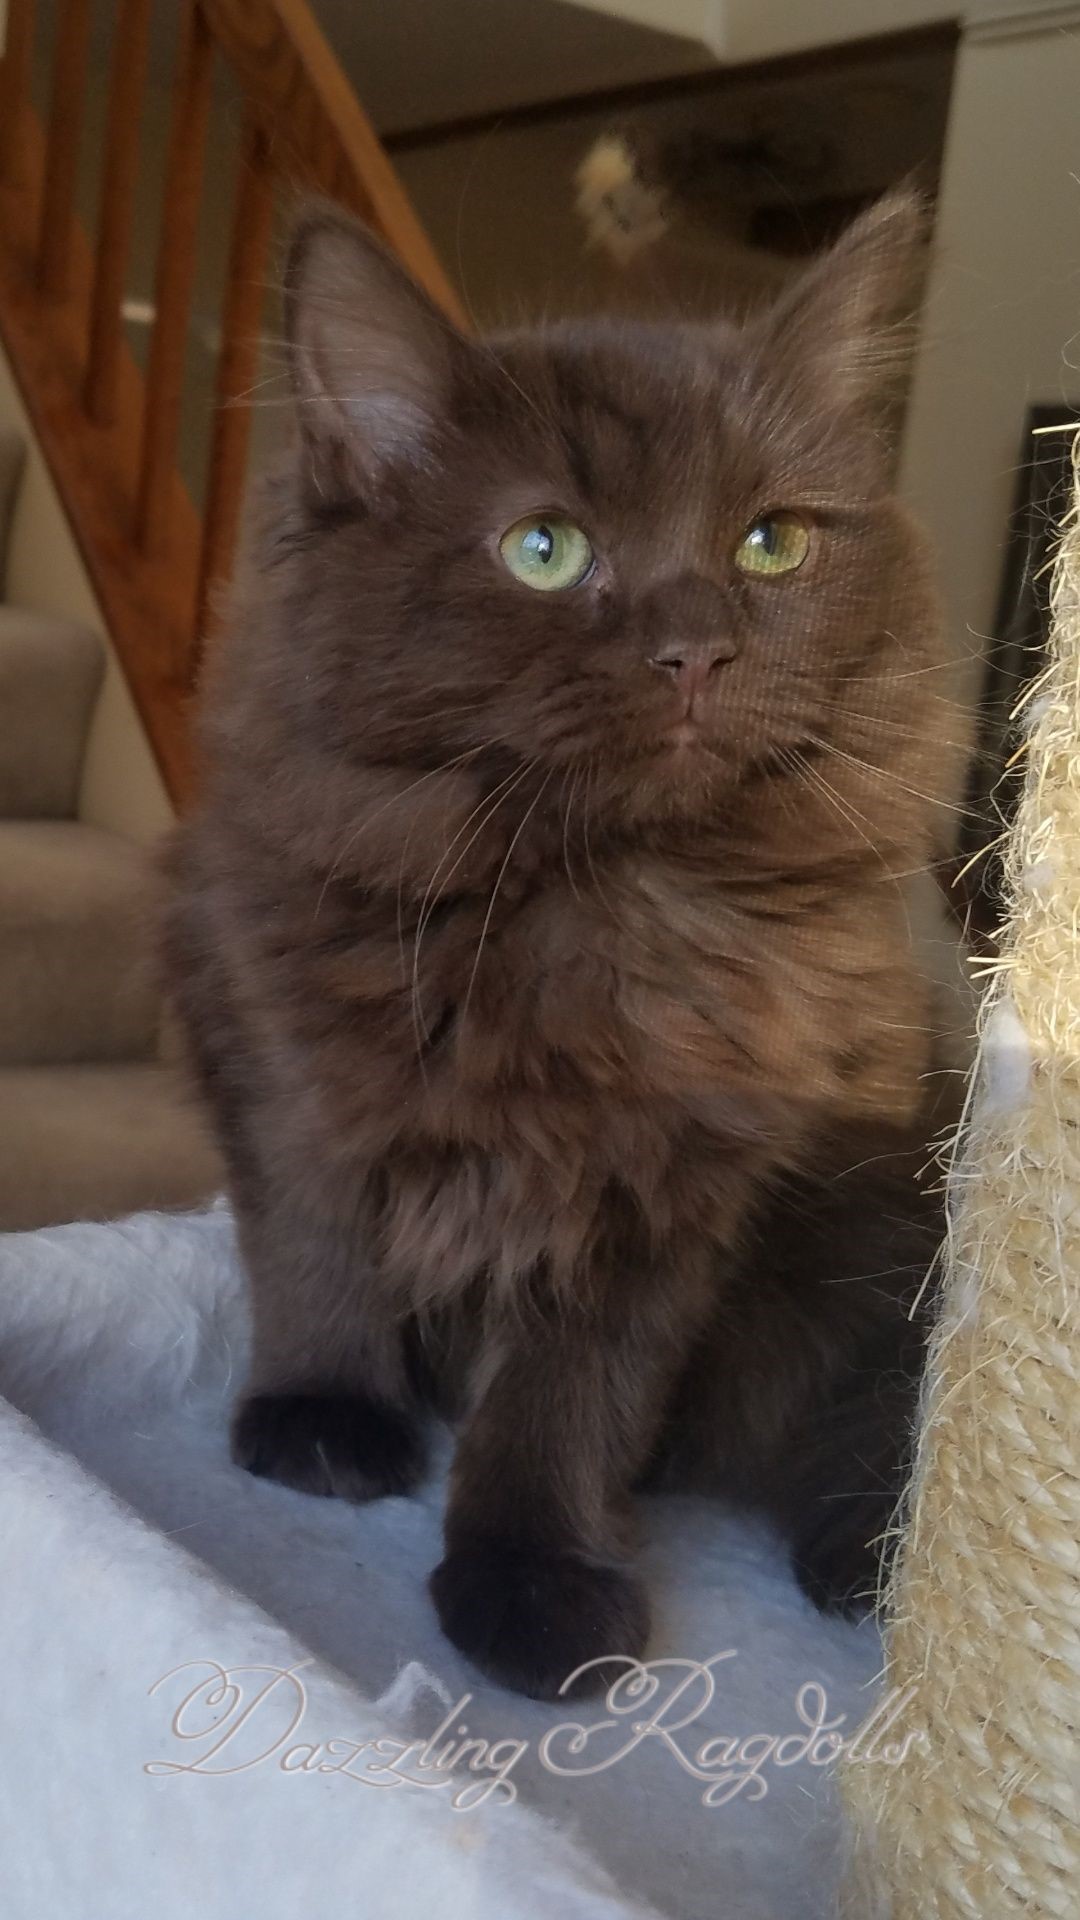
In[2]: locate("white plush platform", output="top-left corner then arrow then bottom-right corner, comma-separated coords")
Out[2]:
0,1207 -> 885,1919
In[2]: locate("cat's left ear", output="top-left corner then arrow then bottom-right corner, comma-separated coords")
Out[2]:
756,189 -> 928,419
283,205 -> 467,500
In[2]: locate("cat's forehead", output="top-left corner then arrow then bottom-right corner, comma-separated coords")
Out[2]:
473,319 -> 777,517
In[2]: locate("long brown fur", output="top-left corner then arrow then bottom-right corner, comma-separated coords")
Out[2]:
165,192 -> 968,1699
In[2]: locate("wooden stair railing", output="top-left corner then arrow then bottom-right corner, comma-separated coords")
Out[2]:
0,0 -> 466,803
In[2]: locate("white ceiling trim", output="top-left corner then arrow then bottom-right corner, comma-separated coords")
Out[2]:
565,0 -> 1080,59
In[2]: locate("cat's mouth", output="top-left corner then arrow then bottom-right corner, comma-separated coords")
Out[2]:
661,717 -> 721,759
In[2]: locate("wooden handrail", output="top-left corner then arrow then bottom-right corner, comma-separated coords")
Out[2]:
0,0 -> 465,803
199,0 -> 468,323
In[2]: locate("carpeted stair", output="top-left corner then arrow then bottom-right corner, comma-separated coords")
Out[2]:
0,431 -> 221,1229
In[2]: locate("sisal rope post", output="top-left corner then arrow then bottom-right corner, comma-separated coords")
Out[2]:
839,456 -> 1080,1916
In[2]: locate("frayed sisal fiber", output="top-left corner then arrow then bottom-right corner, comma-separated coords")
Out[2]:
839,460 -> 1080,1916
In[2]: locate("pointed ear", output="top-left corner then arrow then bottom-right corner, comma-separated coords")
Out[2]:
757,189 -> 928,419
283,206 -> 465,500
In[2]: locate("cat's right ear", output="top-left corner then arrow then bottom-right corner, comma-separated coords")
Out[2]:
283,207 -> 465,502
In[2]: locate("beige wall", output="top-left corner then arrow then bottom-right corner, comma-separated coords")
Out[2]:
899,8 -> 1080,705
566,0 -> 948,58
395,36 -> 952,328
0,347 -> 173,845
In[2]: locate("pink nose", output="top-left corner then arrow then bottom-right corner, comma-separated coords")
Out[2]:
647,639 -> 734,700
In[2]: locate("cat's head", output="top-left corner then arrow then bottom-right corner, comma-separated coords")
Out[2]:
274,192 -> 932,829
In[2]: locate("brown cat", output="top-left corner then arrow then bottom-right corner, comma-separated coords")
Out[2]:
166,190 -> 966,1699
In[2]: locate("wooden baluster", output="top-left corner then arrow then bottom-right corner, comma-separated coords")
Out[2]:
0,0 -> 36,184
136,0 -> 213,557
83,0 -> 152,425
195,114 -> 273,664
36,0 -> 93,298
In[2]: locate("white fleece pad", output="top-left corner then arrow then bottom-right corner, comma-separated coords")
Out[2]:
0,1207 -> 889,1920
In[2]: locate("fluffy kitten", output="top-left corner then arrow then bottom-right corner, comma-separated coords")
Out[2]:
166,192 -> 965,1699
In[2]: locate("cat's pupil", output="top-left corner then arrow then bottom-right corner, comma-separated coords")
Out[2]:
525,523 -> 554,565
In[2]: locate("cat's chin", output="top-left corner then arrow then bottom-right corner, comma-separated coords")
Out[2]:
663,720 -> 714,753
603,735 -> 732,824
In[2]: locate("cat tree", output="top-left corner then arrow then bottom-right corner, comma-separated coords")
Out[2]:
840,465 -> 1080,1915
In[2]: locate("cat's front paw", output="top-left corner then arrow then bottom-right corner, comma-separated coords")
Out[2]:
232,1389 -> 424,1502
792,1495 -> 892,1618
429,1537 -> 650,1700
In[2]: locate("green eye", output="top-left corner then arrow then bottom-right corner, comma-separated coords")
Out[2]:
499,515 -> 594,592
734,512 -> 810,577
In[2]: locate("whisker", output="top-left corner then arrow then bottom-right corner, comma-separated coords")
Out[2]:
410,759 -> 535,1053
773,749 -> 810,827
462,769 -> 554,1023
834,661 -> 972,688
560,762 -> 585,906
821,702 -> 985,759
790,751 -> 889,869
580,757 -> 625,915
808,736 -> 978,819
314,742 -> 488,921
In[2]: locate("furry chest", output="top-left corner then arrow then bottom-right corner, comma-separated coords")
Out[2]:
437,885 -> 815,1113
